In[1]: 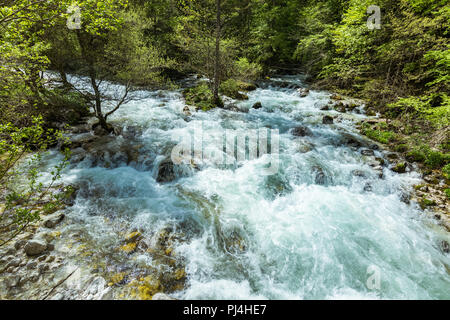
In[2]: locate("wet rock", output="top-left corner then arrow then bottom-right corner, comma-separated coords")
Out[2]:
335,102 -> 347,113
252,102 -> 262,110
440,240 -> 450,254
43,212 -> 65,229
313,166 -> 327,185
297,141 -> 314,153
361,149 -> 375,156
400,193 -> 411,204
298,88 -> 310,97
320,105 -> 330,111
24,239 -> 47,256
70,147 -> 86,163
183,106 -> 192,116
375,157 -> 385,166
291,126 -> 312,137
26,261 -> 38,270
156,159 -> 176,183
331,93 -> 343,101
363,183 -> 373,192
14,239 -> 26,250
322,116 -> 334,125
352,170 -> 367,178
124,231 -> 142,244
66,133 -> 96,149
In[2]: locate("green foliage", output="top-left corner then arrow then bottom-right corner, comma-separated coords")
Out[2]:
388,95 -> 450,128
406,145 -> 450,168
444,189 -> 450,199
443,164 -> 450,179
219,79 -> 248,100
183,82 -> 222,111
361,125 -> 396,144
233,58 -> 263,81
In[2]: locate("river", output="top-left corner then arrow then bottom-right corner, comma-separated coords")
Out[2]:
38,75 -> 450,299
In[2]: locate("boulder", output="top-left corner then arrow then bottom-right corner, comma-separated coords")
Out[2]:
238,82 -> 257,92
392,162 -> 407,174
24,239 -> 47,256
298,88 -> 310,97
183,106 -> 192,116
312,166 -> 327,185
252,102 -> 263,110
156,159 -> 176,183
352,170 -> 367,178
361,149 -> 375,156
322,116 -> 334,125
291,126 -> 312,137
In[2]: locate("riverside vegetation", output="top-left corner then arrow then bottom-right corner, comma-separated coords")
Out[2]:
0,0 -> 449,300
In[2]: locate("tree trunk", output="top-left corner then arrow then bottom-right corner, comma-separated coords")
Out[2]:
212,0 -> 221,106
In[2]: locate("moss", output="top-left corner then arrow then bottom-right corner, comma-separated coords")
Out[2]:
392,162 -> 406,173
120,242 -> 137,253
183,82 -> 223,111
424,150 -> 450,169
395,144 -> 409,153
128,276 -> 161,300
219,79 -> 249,100
443,164 -> 450,179
361,127 -> 396,144
108,272 -> 127,287
420,198 -> 436,209
174,268 -> 186,281
406,150 -> 426,163
124,231 -> 142,243
444,189 -> 450,199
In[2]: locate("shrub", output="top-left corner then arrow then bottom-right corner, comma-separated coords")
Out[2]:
361,127 -> 396,144
219,79 -> 248,100
234,58 -> 263,81
445,189 -> 450,199
443,164 -> 450,179
183,82 -> 222,111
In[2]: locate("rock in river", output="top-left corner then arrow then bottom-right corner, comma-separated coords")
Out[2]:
322,116 -> 334,125
291,126 -> 312,137
24,239 -> 47,256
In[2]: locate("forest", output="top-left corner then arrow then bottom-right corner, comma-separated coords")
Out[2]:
0,0 -> 449,301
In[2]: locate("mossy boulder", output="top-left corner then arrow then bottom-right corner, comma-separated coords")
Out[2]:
392,162 -> 407,174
